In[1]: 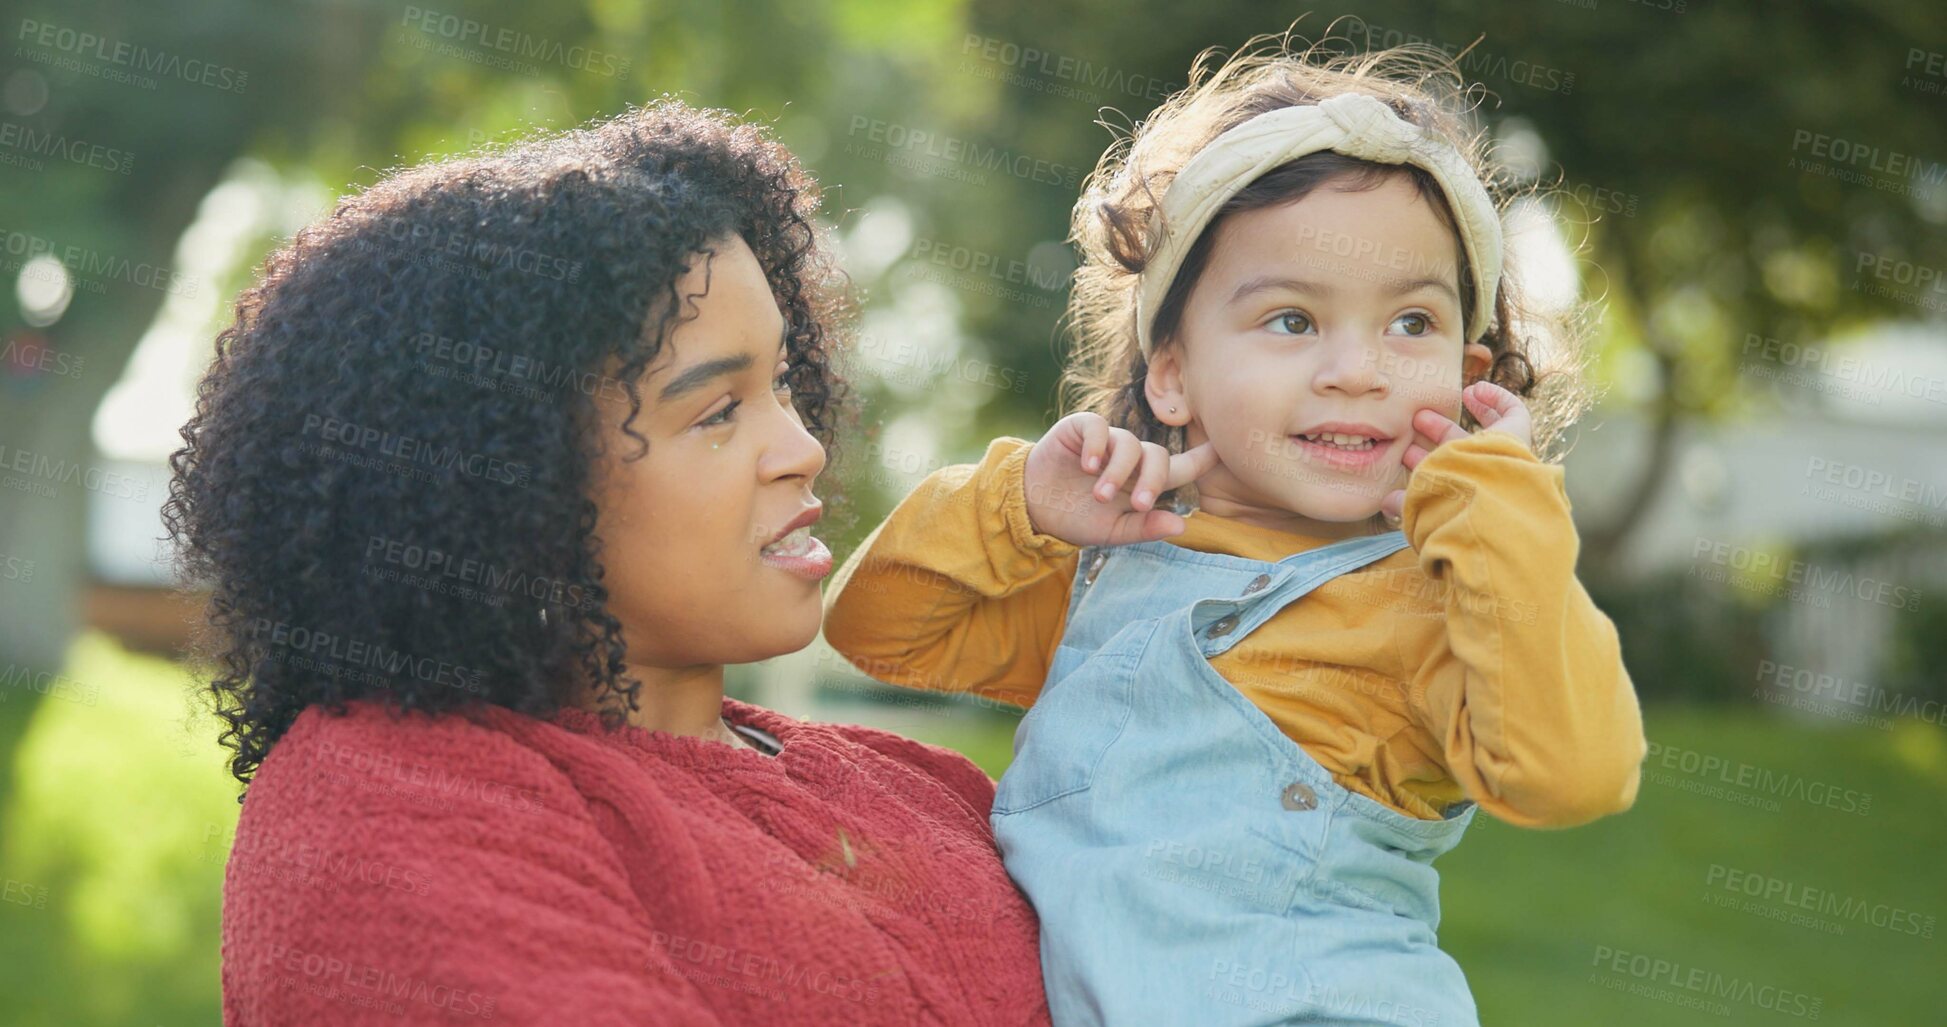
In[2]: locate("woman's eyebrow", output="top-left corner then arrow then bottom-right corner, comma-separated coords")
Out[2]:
656,354 -> 755,403
654,326 -> 789,403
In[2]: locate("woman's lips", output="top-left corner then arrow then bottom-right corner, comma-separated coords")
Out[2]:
759,526 -> 833,580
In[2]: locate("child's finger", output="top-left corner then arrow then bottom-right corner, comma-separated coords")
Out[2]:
1468,393 -> 1502,429
1380,487 -> 1406,523
1130,442 -> 1171,511
1116,507 -> 1187,545
1093,430 -> 1144,501
1164,440 -> 1222,492
1463,382 -> 1516,425
1411,408 -> 1470,446
1144,508 -> 1188,540
1077,414 -> 1109,473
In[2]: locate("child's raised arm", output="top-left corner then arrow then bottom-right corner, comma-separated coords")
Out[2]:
1396,384 -> 1649,829
821,436 -> 1083,709
822,415 -> 1218,708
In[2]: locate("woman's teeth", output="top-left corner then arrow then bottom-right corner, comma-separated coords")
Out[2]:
1296,432 -> 1381,451
761,525 -> 817,557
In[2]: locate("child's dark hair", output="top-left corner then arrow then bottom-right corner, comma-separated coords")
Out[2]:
163,98 -> 853,788
1061,28 -> 1595,505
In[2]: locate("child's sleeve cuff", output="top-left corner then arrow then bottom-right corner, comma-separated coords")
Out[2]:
995,438 -> 1082,559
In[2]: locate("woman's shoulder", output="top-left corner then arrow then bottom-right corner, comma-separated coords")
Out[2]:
246,698 -> 576,821
242,695 -> 1000,837
223,700 -> 715,1024
761,702 -> 999,818
224,701 -> 608,922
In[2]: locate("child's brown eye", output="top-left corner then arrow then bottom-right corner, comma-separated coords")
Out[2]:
1269,311 -> 1313,335
1391,312 -> 1434,336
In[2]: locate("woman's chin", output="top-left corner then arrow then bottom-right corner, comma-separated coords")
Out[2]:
745,605 -> 824,662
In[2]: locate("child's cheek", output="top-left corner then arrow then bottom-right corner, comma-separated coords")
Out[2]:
1233,425 -> 1287,476
1398,375 -> 1465,432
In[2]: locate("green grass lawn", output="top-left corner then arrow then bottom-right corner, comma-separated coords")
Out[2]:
1438,707 -> 1944,1026
3,634 -> 1940,1025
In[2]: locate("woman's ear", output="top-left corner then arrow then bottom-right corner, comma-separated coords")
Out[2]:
1460,342 -> 1493,387
1145,347 -> 1192,426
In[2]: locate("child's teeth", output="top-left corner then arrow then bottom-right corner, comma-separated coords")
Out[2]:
1300,432 -> 1377,450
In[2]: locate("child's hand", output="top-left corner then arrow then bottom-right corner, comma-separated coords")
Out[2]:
1380,382 -> 1533,523
1025,412 -> 1221,547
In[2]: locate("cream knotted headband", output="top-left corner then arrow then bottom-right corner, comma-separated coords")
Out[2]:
1133,92 -> 1502,356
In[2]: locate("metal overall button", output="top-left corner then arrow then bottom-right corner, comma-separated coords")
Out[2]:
1083,550 -> 1109,586
1242,573 -> 1272,595
1281,782 -> 1318,811
1207,613 -> 1239,638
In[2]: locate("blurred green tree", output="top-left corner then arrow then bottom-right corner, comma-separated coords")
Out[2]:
4,0 -> 1943,704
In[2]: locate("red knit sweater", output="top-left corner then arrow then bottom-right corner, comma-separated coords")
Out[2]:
220,697 -> 1051,1025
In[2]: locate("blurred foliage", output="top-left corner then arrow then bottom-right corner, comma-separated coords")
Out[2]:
1594,521 -> 1947,710
0,634 -> 236,1025
1590,573 -> 1773,703
7,0 -> 1944,553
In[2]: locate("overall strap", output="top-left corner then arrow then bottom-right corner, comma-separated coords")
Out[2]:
1187,531 -> 1412,659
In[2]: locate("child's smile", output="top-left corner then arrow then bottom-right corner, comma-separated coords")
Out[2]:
1285,422 -> 1396,470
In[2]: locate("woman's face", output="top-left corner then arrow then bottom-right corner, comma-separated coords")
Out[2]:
589,233 -> 831,670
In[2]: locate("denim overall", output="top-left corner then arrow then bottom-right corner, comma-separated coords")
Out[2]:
992,531 -> 1479,1027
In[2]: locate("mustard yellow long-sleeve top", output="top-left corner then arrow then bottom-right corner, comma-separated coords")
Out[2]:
822,430 -> 1647,828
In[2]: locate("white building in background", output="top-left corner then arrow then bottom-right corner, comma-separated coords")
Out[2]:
1564,327 -> 1947,572
1561,325 -> 1947,695
88,161 -> 327,589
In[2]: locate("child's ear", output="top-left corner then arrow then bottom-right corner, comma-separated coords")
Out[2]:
1145,347 -> 1192,426
1460,342 -> 1493,387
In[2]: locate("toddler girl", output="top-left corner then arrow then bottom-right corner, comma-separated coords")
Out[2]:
825,38 -> 1647,1027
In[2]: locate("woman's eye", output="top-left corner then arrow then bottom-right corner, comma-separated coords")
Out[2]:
1267,311 -> 1314,335
1391,312 -> 1434,336
699,400 -> 740,428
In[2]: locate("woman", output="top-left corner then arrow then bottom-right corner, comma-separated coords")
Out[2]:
165,100 -> 1050,1025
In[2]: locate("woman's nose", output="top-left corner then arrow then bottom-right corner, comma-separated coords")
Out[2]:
762,401 -> 827,483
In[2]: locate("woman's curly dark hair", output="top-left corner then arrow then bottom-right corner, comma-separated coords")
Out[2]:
164,98 -> 854,790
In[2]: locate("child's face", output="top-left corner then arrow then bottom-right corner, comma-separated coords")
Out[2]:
1146,173 -> 1491,536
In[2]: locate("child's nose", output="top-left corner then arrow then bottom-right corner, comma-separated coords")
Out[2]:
1314,336 -> 1386,396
